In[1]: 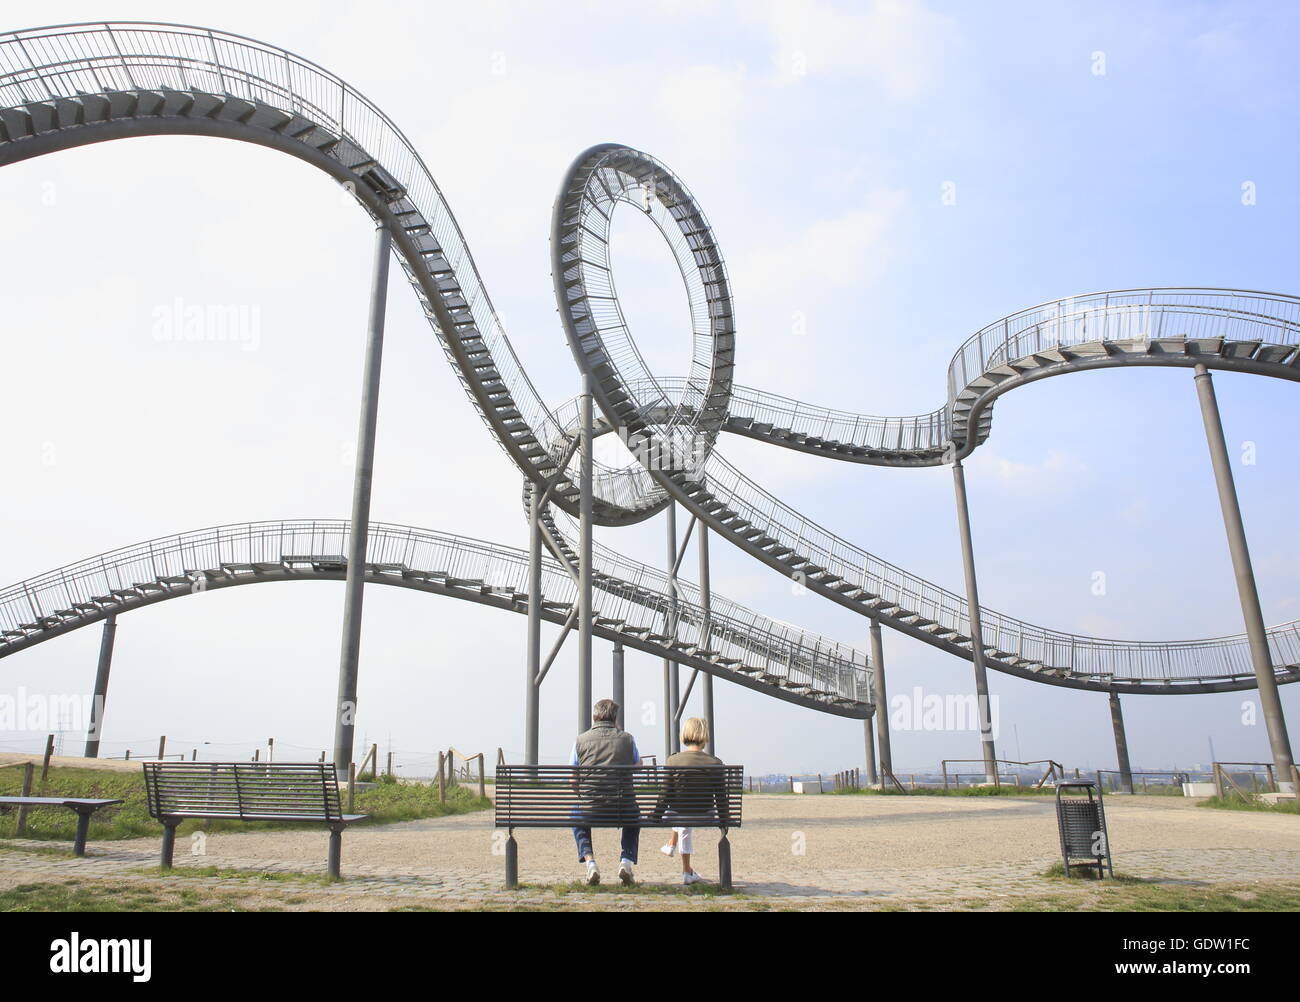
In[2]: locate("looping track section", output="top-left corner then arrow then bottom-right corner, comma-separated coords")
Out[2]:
2,22 -> 1299,697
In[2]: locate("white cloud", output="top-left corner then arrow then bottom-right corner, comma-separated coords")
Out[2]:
734,188 -> 907,298
656,64 -> 748,161
755,0 -> 956,97
970,449 -> 1089,491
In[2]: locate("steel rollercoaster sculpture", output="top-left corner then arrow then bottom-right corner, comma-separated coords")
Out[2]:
0,22 -> 1295,784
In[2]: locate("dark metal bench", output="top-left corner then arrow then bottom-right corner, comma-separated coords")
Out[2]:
0,796 -> 123,856
495,764 -> 743,889
142,762 -> 366,878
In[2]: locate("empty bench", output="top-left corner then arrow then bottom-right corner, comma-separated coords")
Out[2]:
0,796 -> 123,856
495,764 -> 743,889
142,762 -> 366,878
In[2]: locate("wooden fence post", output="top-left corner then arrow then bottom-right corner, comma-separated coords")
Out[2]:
477,754 -> 485,800
16,762 -> 34,835
41,734 -> 54,781
437,752 -> 446,803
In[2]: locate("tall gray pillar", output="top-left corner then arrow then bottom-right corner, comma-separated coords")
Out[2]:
84,614 -> 117,758
699,524 -> 715,755
1193,364 -> 1294,790
612,642 -> 625,731
660,665 -> 670,758
869,617 -> 893,785
863,713 -> 878,786
1108,690 -> 1133,794
525,492 -> 543,765
951,459 -> 998,783
665,502 -> 680,754
332,222 -> 391,777
578,376 -> 594,733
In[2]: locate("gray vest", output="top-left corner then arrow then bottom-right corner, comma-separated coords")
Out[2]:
575,721 -> 635,766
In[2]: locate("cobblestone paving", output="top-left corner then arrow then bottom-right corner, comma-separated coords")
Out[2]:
3,794 -> 1297,909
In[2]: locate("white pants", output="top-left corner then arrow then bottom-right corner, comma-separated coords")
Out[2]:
672,826 -> 694,854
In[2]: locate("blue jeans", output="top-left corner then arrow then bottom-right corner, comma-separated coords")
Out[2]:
572,825 -> 639,865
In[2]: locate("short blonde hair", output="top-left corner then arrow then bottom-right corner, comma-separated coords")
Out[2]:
681,717 -> 709,747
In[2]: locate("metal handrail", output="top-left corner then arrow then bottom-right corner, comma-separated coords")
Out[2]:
2,22 -> 1298,695
0,519 -> 869,707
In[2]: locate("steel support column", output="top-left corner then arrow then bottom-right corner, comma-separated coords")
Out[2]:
869,617 -> 893,785
1108,691 -> 1133,794
699,524 -> 715,755
612,641 -> 625,731
525,491 -> 543,766
332,222 -> 391,777
1193,364 -> 1294,791
664,502 -> 680,755
578,375 -> 594,732
863,713 -> 878,787
83,614 -> 117,758
951,459 -> 998,783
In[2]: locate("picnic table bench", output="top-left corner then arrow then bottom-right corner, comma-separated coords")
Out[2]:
142,761 -> 366,877
495,764 -> 743,889
0,796 -> 123,855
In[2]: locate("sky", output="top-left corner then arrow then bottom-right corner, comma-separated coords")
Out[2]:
2,0 -> 1298,776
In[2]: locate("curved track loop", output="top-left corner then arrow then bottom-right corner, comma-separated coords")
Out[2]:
0,521 -> 870,717
2,23 -> 1298,696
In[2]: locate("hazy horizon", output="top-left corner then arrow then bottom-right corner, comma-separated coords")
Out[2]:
3,0 -> 1298,778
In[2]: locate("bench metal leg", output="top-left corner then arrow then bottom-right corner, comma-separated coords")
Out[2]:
505,833 -> 518,889
160,820 -> 180,869
328,827 -> 342,879
73,810 -> 92,857
718,831 -> 732,891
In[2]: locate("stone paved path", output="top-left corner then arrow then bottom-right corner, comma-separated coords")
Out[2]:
3,793 -> 1297,909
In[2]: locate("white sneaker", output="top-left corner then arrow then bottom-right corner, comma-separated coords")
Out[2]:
618,859 -> 635,885
584,860 -> 600,885
683,871 -> 708,886
660,843 -> 677,857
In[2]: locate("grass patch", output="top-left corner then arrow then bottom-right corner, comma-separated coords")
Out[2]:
0,878 -> 285,912
129,865 -> 337,885
1013,879 -> 1300,912
0,841 -> 79,859
1197,794 -> 1298,814
1041,861 -> 1140,883
1027,864 -> 1300,911
0,764 -> 490,848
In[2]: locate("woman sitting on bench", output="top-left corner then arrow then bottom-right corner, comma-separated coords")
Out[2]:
656,717 -> 725,885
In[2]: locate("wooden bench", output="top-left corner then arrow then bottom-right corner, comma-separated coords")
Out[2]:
495,764 -> 743,889
141,762 -> 366,877
0,796 -> 123,856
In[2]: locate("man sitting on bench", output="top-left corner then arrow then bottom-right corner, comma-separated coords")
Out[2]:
570,698 -> 642,886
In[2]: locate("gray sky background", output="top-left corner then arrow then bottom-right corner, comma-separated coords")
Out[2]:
2,0 -> 1298,775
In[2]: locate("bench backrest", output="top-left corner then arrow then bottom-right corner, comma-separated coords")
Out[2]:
142,762 -> 342,822
495,765 -> 743,829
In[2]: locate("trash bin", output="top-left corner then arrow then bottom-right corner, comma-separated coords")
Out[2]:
1055,780 -> 1113,878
